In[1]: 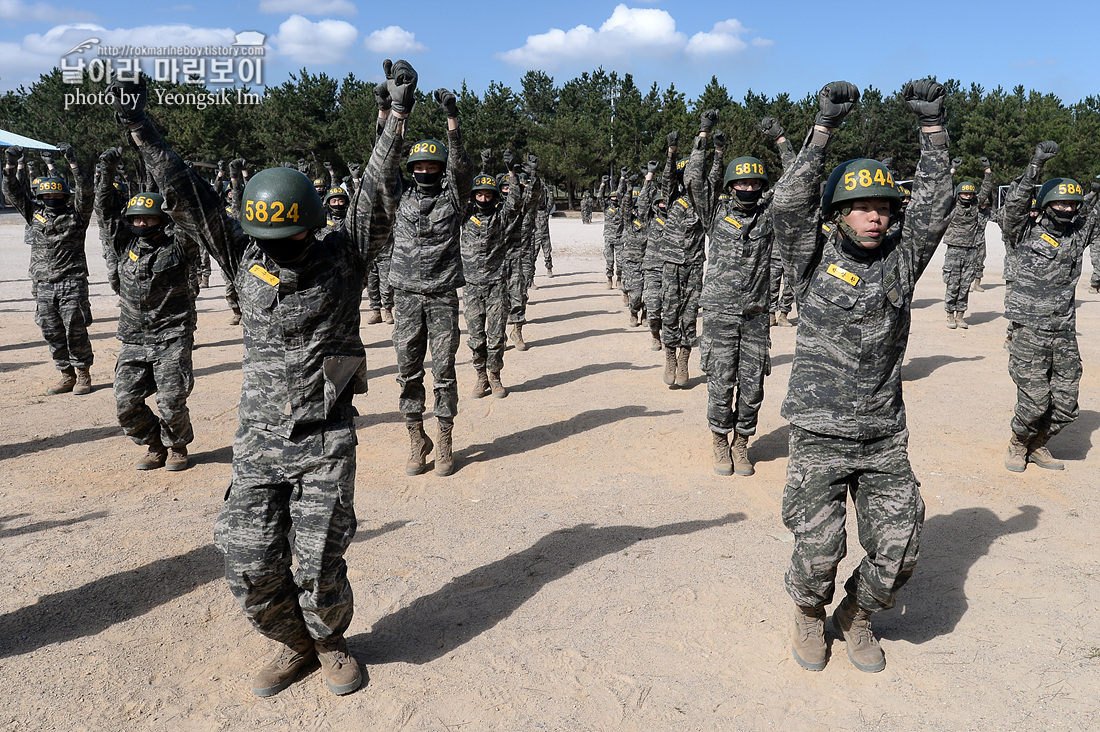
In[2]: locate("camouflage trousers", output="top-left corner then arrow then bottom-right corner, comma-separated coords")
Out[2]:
581,209 -> 592,225
504,254 -> 528,325
393,288 -> 460,420
700,311 -> 770,436
104,244 -> 121,296
367,256 -> 394,310
782,425 -> 924,612
536,231 -> 553,272
200,249 -> 212,278
942,246 -> 980,313
35,278 -> 94,370
522,243 -> 537,291
114,336 -> 195,448
643,266 -> 663,328
225,278 -> 241,317
1007,324 -> 1081,440
974,240 -> 986,281
214,411 -> 358,645
463,280 -> 508,373
603,236 -> 620,279
1091,241 -> 1100,289
660,261 -> 703,349
769,254 -> 794,315
620,259 -> 644,316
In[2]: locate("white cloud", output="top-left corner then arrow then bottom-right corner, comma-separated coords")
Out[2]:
257,0 -> 356,15
0,0 -> 95,22
273,14 -> 357,64
686,19 -> 771,57
363,26 -> 426,54
498,4 -> 685,67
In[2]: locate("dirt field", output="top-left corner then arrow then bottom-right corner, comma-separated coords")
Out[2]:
1,212 -> 1098,731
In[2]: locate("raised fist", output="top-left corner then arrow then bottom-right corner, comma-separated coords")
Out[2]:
903,78 -> 946,127
386,59 -> 418,115
647,160 -> 660,174
815,81 -> 859,128
323,161 -> 333,170
56,142 -> 77,164
979,156 -> 991,169
952,157 -> 963,170
712,130 -> 726,149
434,88 -> 459,117
700,109 -> 719,133
620,166 -> 630,178
759,116 -> 784,140
297,159 -> 309,173
4,145 -> 23,164
667,130 -> 679,148
1033,141 -> 1058,163
107,72 -> 147,126
99,147 -> 121,168
524,153 -> 538,175
502,149 -> 514,166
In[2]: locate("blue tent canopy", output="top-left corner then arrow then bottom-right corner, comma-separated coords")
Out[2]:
0,130 -> 58,151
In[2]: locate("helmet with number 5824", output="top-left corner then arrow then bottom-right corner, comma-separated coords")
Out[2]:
821,159 -> 901,215
240,168 -> 325,240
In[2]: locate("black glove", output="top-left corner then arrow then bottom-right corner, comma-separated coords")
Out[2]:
434,88 -> 459,118
56,142 -> 77,164
230,158 -> 245,174
1032,141 -> 1058,164
4,145 -> 23,164
951,157 -> 963,169
712,130 -> 726,149
667,130 -> 679,148
815,81 -> 859,128
297,159 -> 308,173
903,78 -> 946,127
386,59 -> 418,115
323,161 -> 333,171
628,174 -> 639,183
217,160 -> 228,176
700,109 -> 718,133
620,166 -> 629,178
502,149 -> 514,167
1092,181 -> 1100,193
979,156 -> 991,169
759,116 -> 784,140
601,175 -> 610,184
373,80 -> 391,112
647,160 -> 660,174
524,153 -> 538,175
40,150 -> 53,165
107,73 -> 147,126
348,162 -> 360,177
480,149 -> 492,167
99,147 -> 121,168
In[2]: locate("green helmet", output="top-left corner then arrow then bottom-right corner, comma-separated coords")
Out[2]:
473,173 -> 499,194
35,176 -> 71,197
676,157 -> 689,172
821,159 -> 901,215
312,177 -> 326,189
652,190 -> 666,207
897,184 -> 912,198
955,181 -> 977,197
406,139 -> 448,174
1036,178 -> 1084,208
723,156 -> 769,189
323,186 -> 349,206
632,186 -> 641,198
30,176 -> 43,194
124,192 -> 167,220
240,167 -> 325,240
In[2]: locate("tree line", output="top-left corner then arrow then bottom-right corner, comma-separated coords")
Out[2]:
3,66 -> 1098,208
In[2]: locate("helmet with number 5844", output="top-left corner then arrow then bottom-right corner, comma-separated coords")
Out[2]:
821,158 -> 902,215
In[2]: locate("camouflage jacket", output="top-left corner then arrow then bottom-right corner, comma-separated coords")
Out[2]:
460,173 -> 533,284
95,170 -> 199,343
620,178 -> 656,263
1002,159 -> 1100,332
389,128 -> 473,293
772,126 -> 952,439
534,185 -> 552,242
649,138 -> 719,265
128,113 -> 403,436
3,163 -> 93,283
580,195 -> 593,216
941,169 -> 993,248
598,176 -> 628,243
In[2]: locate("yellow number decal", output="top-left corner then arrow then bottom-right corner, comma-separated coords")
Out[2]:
844,172 -> 856,191
254,200 -> 267,222
244,200 -> 254,220
286,203 -> 299,222
270,201 -> 285,223
873,168 -> 886,185
858,169 -> 872,187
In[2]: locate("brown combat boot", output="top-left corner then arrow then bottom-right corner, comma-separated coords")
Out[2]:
200,275 -> 210,288
366,309 -> 382,325
511,323 -> 528,351
628,310 -> 639,327
649,321 -> 663,351
488,371 -> 507,399
675,347 -> 690,388
955,311 -> 968,329
731,433 -> 754,476
382,307 -> 394,324
315,635 -> 362,696
1005,432 -> 1028,472
405,420 -> 433,475
621,290 -> 629,306
73,367 -> 92,395
546,267 -> 553,278
971,278 -> 984,292
606,276 -> 614,290
47,367 -> 76,395
471,369 -> 490,399
769,313 -> 777,327
229,310 -> 242,326
832,595 -> 885,673
435,419 -> 454,476
711,431 -> 732,476
776,312 -> 793,327
136,443 -> 168,470
1027,433 -> 1064,470
663,348 -> 677,386
165,446 -> 189,472
792,604 -> 827,671
252,636 -> 317,697
946,311 -> 957,329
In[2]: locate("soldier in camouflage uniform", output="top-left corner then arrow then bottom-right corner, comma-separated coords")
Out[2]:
109,61 -> 416,698
1001,142 -> 1100,472
580,190 -> 593,224
95,150 -> 198,471
459,167 -> 535,399
499,156 -> 544,351
598,174 -> 626,288
759,117 -> 798,328
620,163 -> 661,329
390,88 -> 473,477
999,172 -> 1031,348
319,185 -> 350,236
641,172 -> 670,352
534,184 -> 554,278
941,160 -> 993,328
774,80 -> 952,674
3,142 -> 95,395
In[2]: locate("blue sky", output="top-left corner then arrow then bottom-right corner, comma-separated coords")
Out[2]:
0,0 -> 1095,104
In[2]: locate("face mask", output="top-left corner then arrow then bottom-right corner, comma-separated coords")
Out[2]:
475,197 -> 496,213
127,222 -> 163,240
414,171 -> 443,189
256,236 -> 311,266
734,188 -> 763,209
42,198 -> 67,210
1048,208 -> 1076,226
328,204 -> 347,220
958,197 -> 975,207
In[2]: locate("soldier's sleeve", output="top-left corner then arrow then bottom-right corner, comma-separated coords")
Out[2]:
1002,162 -> 1043,250
662,145 -> 676,206
93,164 -> 126,258
772,127 -> 831,284
346,112 -> 405,265
614,174 -> 629,235
447,126 -> 474,212
777,137 -> 796,170
596,180 -> 606,209
499,169 -> 524,223
71,163 -> 94,229
978,167 -> 994,206
229,174 -> 244,219
685,134 -> 712,227
900,128 -> 953,279
126,119 -> 248,281
637,177 -> 655,217
2,166 -> 33,224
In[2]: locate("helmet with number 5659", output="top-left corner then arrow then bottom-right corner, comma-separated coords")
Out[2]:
821,158 -> 902,215
240,168 -> 325,240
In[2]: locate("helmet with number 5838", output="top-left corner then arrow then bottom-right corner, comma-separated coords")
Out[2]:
240,168 -> 325,240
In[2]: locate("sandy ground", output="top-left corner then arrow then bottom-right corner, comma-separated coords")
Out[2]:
0,211 -> 1098,731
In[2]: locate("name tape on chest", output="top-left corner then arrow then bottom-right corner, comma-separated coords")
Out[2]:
128,250 -> 138,262
1040,233 -> 1060,248
655,217 -> 666,226
470,215 -> 482,227
826,263 -> 860,286
676,198 -> 689,209
723,216 -> 743,229
34,213 -> 47,224
249,263 -> 280,286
